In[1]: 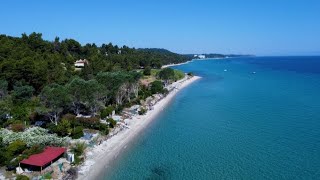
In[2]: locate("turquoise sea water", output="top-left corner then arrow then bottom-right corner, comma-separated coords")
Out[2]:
103,57 -> 320,179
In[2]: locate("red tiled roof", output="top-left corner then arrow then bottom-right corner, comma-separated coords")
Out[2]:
20,147 -> 66,167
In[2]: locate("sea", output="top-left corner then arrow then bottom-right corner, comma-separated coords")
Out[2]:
103,56 -> 320,179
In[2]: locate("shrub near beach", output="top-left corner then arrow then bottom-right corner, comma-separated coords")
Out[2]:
71,142 -> 87,165
0,138 -> 44,168
138,108 -> 147,115
16,175 -> 30,180
71,126 -> 84,139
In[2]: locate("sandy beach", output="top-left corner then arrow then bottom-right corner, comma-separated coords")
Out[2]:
161,61 -> 194,68
77,76 -> 201,180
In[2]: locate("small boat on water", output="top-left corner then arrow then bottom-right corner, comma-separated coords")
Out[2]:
224,69 -> 227,72
252,71 -> 256,74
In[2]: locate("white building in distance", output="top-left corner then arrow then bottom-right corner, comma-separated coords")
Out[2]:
74,59 -> 89,68
194,54 -> 206,59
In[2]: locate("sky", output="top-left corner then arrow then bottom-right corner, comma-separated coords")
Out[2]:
1,0 -> 320,56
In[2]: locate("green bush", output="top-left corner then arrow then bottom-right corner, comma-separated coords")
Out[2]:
22,145 -> 44,156
115,105 -> 124,114
107,118 -> 117,128
100,106 -> 114,119
62,113 -> 76,120
71,142 -> 86,156
54,119 -> 71,136
138,108 -> 147,115
143,67 -> 151,76
3,119 -> 22,129
2,140 -> 27,167
71,126 -> 84,139
99,123 -> 109,135
173,69 -> 185,81
43,173 -> 52,179
7,140 -> 27,156
62,113 -> 76,125
159,68 -> 175,81
16,175 -> 30,180
10,104 -> 30,123
47,123 -> 58,133
100,110 -> 108,119
12,84 -> 34,102
76,117 -> 100,129
73,154 -> 83,165
6,158 -> 19,168
138,85 -> 152,100
47,119 -> 71,137
150,80 -> 164,94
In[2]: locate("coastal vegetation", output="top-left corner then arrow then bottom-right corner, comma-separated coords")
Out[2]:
0,33 -> 190,176
71,142 -> 87,165
16,175 -> 30,180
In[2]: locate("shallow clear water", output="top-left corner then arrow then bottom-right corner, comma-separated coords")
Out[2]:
103,57 -> 320,179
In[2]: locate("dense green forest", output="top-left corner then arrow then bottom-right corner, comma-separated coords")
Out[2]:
0,33 -> 190,128
0,33 -> 191,93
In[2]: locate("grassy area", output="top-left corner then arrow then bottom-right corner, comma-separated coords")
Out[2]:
151,69 -> 160,76
140,69 -> 159,86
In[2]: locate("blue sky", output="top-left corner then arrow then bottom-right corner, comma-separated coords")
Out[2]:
1,0 -> 320,55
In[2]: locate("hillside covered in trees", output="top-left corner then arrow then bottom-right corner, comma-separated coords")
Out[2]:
0,33 -> 191,93
0,32 -> 192,125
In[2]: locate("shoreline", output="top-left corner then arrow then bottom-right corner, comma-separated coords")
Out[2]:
77,76 -> 201,180
162,57 -> 226,68
161,60 -> 194,68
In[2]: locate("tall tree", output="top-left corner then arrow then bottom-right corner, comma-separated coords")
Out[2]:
67,77 -> 87,115
67,77 -> 108,116
12,83 -> 35,102
40,84 -> 71,125
0,80 -> 8,99
86,79 -> 106,115
159,68 -> 175,85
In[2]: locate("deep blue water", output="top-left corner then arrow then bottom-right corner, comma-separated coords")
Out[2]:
103,56 -> 320,179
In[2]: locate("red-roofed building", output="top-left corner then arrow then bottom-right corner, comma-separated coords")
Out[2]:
20,147 -> 66,171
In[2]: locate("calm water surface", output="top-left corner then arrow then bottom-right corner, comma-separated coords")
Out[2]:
103,56 -> 320,179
